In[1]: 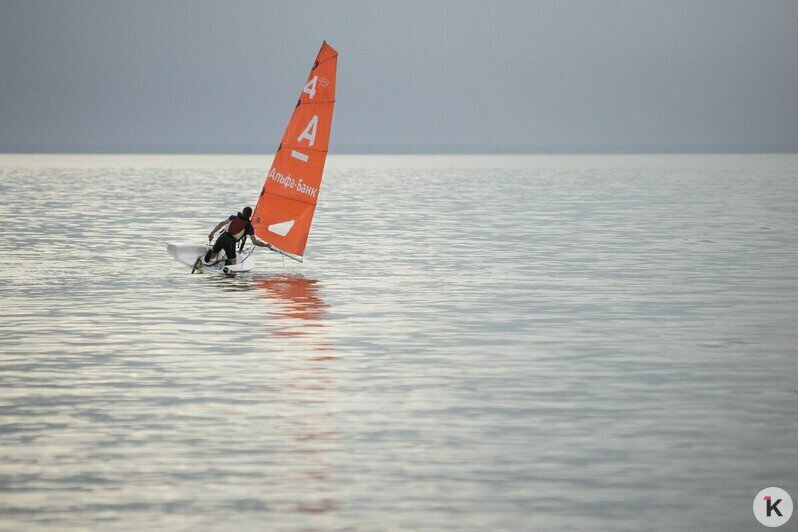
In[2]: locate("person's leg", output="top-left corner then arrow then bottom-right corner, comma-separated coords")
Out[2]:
205,238 -> 225,263
222,236 -> 237,265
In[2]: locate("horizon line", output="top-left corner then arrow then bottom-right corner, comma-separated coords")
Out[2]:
2,143 -> 797,156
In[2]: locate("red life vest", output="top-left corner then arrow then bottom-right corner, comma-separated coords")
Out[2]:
227,216 -> 250,241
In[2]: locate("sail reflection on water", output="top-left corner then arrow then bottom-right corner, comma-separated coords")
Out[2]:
253,274 -> 339,513
253,274 -> 333,354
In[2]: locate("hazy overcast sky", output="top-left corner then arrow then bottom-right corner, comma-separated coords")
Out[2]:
1,0 -> 797,153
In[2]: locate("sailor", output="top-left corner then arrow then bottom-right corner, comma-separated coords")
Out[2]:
203,206 -> 271,265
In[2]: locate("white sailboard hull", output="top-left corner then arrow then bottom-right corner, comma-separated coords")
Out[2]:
167,242 -> 255,274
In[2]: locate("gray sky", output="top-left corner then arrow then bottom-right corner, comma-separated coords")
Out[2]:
1,0 -> 797,153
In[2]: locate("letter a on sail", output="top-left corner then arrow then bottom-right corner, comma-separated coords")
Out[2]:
252,42 -> 337,261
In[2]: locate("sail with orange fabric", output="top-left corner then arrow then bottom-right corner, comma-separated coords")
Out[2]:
167,42 -> 338,273
252,41 -> 338,263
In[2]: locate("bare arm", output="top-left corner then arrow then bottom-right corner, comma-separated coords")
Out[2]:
208,219 -> 228,241
251,234 -> 272,249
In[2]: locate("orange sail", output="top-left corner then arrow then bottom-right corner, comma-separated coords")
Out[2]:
252,42 -> 338,261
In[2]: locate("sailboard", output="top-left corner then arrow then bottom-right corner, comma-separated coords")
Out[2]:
167,242 -> 256,274
167,41 -> 337,274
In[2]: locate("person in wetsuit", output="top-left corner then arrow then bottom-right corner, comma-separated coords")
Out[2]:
203,206 -> 271,265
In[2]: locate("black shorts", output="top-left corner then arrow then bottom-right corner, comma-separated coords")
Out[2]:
213,232 -> 237,261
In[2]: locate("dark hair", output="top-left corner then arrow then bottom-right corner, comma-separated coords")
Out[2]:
242,206 -> 253,219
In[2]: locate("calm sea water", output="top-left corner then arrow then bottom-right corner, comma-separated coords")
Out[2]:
1,154 -> 797,531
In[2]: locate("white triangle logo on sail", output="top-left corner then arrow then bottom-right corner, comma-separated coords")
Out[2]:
268,219 -> 295,237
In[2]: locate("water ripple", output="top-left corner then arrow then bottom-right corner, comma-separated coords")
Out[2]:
1,154 -> 797,530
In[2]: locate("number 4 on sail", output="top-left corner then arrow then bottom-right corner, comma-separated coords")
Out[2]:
167,41 -> 338,273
